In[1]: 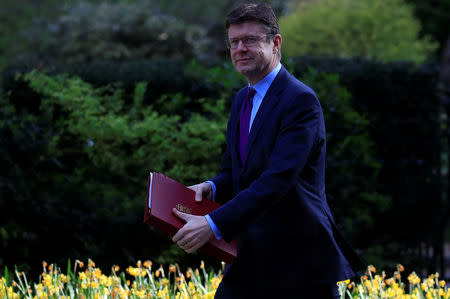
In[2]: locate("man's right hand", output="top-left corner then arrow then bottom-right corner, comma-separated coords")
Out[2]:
188,182 -> 212,202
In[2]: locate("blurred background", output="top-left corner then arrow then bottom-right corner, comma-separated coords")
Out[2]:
0,0 -> 449,280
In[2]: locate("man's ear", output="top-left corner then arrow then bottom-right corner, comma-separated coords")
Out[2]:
273,34 -> 282,54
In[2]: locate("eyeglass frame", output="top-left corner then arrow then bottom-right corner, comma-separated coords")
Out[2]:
226,34 -> 274,50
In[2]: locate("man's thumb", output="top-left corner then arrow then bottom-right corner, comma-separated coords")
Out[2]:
173,208 -> 190,222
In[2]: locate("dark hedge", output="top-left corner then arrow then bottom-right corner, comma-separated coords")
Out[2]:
0,56 -> 445,276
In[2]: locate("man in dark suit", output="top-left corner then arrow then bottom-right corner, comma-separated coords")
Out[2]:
172,3 -> 365,298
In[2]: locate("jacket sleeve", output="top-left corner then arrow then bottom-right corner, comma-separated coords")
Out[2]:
209,92 -> 321,241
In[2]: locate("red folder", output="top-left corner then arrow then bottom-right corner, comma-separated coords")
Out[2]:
144,172 -> 237,264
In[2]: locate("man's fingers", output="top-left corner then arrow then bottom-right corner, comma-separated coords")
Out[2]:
171,212 -> 211,253
172,227 -> 184,242
194,184 -> 204,202
174,233 -> 198,253
187,184 -> 203,202
185,236 -> 208,253
186,242 -> 202,253
195,191 -> 203,202
178,231 -> 209,253
180,238 -> 201,253
188,183 -> 209,202
172,211 -> 191,242
176,237 -> 189,247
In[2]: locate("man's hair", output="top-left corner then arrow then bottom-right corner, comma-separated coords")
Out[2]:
225,2 -> 280,36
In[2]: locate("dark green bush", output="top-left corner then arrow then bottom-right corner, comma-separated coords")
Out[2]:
1,58 -> 375,273
280,0 -> 438,64
1,58 -> 224,117
300,68 -> 390,244
0,67 -> 231,275
0,56 -> 442,275
12,1 -> 211,65
293,56 -> 442,268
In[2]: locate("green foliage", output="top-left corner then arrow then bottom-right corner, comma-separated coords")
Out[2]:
0,0 -> 63,61
156,0 -> 288,25
292,56 -> 443,268
19,70 -> 228,184
300,68 -> 391,243
0,1 -> 35,57
20,1 -> 210,64
280,0 -> 438,64
0,68 -> 228,276
0,0 -> 292,65
157,0 -> 240,25
10,63 -> 382,265
1,55 -> 442,274
2,58 -> 221,116
155,0 -> 289,61
2,60 -> 381,272
406,0 -> 450,55
184,60 -> 246,93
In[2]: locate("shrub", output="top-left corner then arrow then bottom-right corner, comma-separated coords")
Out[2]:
279,0 -> 438,64
20,1 -> 211,64
0,69 -> 229,274
300,68 -> 390,245
292,56 -> 443,270
2,56 -> 440,275
1,58 -> 222,116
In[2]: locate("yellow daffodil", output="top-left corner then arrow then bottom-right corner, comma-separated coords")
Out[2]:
2,260 -> 448,299
79,272 -> 87,280
144,260 -> 152,269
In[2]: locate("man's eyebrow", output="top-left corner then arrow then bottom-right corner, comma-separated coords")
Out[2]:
229,35 -> 263,39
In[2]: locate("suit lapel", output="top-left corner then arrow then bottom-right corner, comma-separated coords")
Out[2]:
243,67 -> 289,168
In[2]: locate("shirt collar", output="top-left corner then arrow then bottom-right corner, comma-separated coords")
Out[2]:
249,63 -> 282,97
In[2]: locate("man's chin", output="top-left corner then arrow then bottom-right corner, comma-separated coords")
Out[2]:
236,66 -> 255,78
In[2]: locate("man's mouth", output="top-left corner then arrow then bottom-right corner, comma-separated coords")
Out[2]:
237,58 -> 251,63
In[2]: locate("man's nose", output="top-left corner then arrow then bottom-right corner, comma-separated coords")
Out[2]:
235,40 -> 248,51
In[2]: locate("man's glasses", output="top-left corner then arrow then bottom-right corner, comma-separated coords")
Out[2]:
226,35 -> 269,50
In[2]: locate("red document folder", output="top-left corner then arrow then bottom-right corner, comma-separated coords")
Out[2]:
144,172 -> 237,264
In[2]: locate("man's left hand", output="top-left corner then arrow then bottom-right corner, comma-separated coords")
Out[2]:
172,208 -> 213,253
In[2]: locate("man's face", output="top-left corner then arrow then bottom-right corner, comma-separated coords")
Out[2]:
227,21 -> 281,84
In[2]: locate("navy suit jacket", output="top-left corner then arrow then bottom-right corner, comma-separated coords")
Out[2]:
209,66 -> 365,297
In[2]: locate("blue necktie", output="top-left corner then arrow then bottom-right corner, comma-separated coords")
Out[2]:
239,87 -> 256,166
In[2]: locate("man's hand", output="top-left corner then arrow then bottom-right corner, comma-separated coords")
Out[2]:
172,208 -> 213,253
188,182 -> 212,202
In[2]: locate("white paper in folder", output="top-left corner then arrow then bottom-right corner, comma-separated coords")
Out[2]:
148,172 -> 153,210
